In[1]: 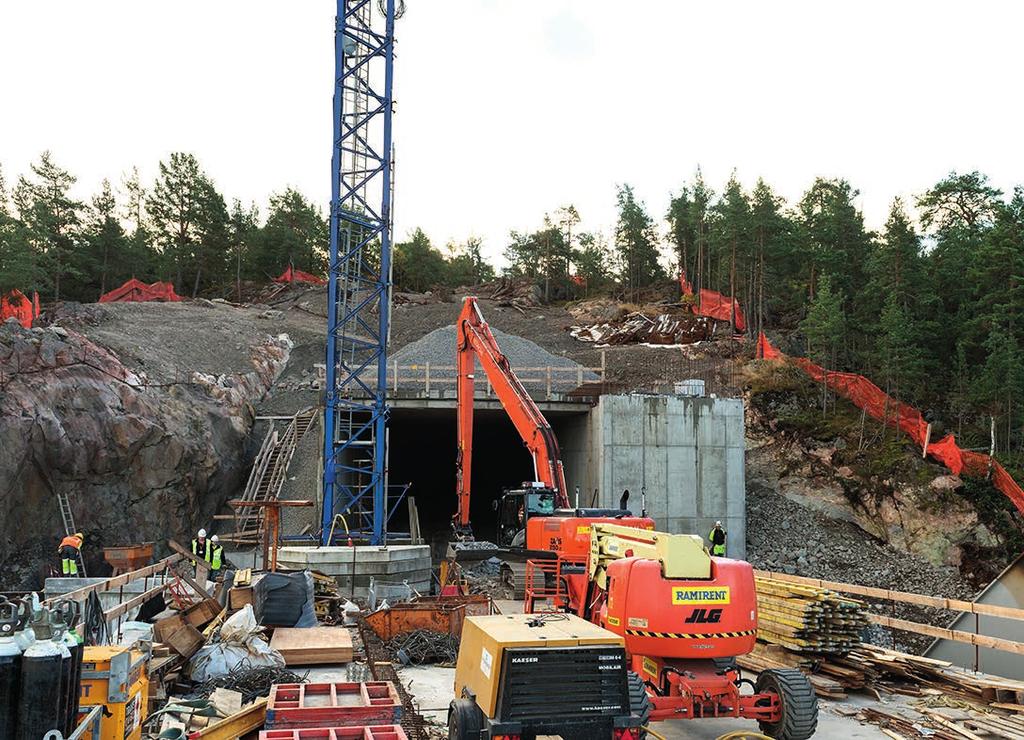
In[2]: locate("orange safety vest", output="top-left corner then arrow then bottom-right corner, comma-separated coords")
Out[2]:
60,535 -> 83,551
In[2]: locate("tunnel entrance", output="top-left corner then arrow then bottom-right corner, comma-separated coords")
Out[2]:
386,403 -> 590,548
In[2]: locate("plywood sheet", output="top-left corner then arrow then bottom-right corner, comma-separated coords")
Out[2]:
270,627 -> 353,665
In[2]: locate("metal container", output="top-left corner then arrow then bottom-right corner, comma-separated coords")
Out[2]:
0,598 -> 25,740
15,610 -> 69,739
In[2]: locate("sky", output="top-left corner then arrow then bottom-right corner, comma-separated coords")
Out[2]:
1,1 -> 1022,268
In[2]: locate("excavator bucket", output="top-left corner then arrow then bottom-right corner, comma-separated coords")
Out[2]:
447,540 -> 501,563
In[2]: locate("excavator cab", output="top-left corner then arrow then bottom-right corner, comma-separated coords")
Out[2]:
495,484 -> 557,548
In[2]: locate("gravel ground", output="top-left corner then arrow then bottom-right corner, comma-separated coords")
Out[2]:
63,300 -> 293,382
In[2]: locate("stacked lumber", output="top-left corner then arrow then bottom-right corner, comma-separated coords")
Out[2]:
736,643 -> 850,699
755,576 -> 867,653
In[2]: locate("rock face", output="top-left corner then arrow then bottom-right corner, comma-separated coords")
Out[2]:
0,319 -> 290,589
743,362 -> 1007,585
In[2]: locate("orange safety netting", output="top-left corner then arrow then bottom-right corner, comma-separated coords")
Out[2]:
98,278 -> 183,303
756,331 -> 1024,514
680,273 -> 747,332
274,266 -> 326,285
1,289 -> 40,328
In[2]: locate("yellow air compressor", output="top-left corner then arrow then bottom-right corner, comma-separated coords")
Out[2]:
77,645 -> 149,740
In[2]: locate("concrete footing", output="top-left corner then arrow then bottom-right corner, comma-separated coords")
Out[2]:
276,544 -> 432,597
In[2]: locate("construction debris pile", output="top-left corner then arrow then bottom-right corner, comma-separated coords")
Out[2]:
385,629 -> 460,665
570,307 -> 716,347
754,576 -> 867,653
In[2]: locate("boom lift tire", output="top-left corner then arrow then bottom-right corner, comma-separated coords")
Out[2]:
754,669 -> 818,740
448,698 -> 484,740
627,671 -> 651,738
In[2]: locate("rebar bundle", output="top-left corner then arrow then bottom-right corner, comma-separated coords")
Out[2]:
384,629 -> 460,665
186,660 -> 309,704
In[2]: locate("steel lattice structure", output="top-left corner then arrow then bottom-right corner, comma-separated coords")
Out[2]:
322,0 -> 396,544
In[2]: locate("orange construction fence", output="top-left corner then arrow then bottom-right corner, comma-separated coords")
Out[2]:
680,273 -> 746,332
274,266 -> 326,285
756,332 -> 1024,514
1,289 -> 40,328
99,278 -> 183,303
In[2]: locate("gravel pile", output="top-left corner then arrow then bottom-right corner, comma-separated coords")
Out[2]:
746,484 -> 975,653
390,325 -> 597,393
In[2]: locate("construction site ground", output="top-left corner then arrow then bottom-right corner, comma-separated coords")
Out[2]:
309,599 -> 892,739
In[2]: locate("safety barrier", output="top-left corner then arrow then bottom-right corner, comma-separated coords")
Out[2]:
756,332 -> 1024,514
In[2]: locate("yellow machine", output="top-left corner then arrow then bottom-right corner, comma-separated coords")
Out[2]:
78,645 -> 149,740
450,613 -> 643,740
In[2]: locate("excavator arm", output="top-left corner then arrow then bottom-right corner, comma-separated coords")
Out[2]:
454,297 -> 569,534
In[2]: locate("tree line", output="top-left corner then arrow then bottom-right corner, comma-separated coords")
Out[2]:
0,151 -> 328,302
665,169 -> 1024,456
3,151 -> 1023,455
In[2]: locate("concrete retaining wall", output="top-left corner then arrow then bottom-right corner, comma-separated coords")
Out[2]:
589,394 -> 746,558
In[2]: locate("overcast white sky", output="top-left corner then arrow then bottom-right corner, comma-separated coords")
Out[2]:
1,1 -> 1021,267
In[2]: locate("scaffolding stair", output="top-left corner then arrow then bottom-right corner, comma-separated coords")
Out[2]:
56,491 -> 87,577
225,408 -> 318,545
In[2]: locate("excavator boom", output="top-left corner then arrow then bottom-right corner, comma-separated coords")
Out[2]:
454,297 -> 569,532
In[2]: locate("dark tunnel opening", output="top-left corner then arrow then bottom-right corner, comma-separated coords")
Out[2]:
386,406 -> 584,552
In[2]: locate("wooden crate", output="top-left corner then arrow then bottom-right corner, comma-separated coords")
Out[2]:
153,614 -> 203,658
229,586 -> 254,610
270,627 -> 354,666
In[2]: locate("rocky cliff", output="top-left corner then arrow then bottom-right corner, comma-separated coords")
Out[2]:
0,313 -> 290,589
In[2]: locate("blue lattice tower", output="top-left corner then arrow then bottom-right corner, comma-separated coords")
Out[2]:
322,0 -> 397,544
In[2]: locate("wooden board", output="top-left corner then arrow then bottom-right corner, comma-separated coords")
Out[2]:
270,627 -> 353,665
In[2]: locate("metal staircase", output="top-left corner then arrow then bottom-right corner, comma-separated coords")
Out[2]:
227,408 -> 318,545
56,491 -> 86,576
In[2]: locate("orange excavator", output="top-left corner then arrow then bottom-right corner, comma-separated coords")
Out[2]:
449,296 -> 818,739
451,296 -> 651,595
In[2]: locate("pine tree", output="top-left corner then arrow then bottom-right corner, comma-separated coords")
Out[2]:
120,166 -> 157,281
613,184 -> 664,301
748,178 -> 789,335
82,179 -> 129,298
13,152 -> 83,300
800,275 -> 845,411
711,174 -> 751,332
260,188 -> 328,277
148,153 -> 213,292
229,200 -> 261,300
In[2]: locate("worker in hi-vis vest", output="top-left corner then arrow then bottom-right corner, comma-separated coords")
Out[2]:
708,521 -> 727,556
191,529 -> 223,573
58,532 -> 84,576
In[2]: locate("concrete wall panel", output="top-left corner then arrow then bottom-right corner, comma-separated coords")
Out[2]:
594,394 -> 745,558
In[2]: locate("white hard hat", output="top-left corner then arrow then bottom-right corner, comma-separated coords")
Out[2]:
211,535 -> 219,543
198,528 -> 207,538
715,521 -> 722,526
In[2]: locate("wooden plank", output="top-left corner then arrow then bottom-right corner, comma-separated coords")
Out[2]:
755,569 -> 1024,623
103,581 -> 169,622
190,698 -> 267,739
269,627 -> 353,665
44,554 -> 181,605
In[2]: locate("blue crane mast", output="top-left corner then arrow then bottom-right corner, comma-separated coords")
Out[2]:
322,0 -> 398,544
